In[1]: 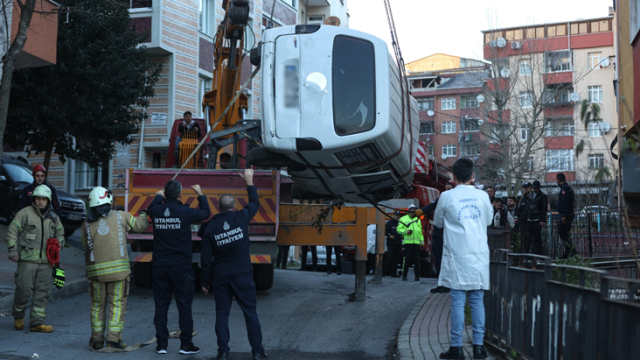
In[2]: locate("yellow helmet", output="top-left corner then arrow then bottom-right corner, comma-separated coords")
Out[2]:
32,185 -> 52,201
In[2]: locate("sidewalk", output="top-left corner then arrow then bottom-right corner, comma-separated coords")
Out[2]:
0,224 -> 88,314
397,293 -> 499,360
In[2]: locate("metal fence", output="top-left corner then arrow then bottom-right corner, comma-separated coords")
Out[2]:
536,211 -> 640,259
485,251 -> 640,360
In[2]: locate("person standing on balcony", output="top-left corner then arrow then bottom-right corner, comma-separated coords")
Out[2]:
556,173 -> 577,258
434,158 -> 492,360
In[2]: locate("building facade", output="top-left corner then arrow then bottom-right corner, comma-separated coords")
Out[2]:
481,16 -> 618,201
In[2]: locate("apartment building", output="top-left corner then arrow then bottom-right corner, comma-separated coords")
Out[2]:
481,16 -> 617,198
9,0 -> 348,198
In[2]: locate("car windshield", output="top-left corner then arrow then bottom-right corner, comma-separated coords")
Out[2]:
3,163 -> 33,184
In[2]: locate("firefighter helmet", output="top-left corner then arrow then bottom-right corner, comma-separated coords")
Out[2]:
89,187 -> 113,208
32,185 -> 52,201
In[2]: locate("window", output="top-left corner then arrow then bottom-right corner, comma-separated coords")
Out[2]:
588,52 -> 603,69
544,86 -> 573,104
519,60 -> 532,75
588,120 -> 603,137
520,126 -> 529,141
417,98 -> 434,111
199,0 -> 213,35
463,119 -> 480,132
545,123 -> 556,137
75,162 -> 101,190
589,154 -> 604,169
545,50 -> 572,72
333,36 -> 376,136
282,0 -> 297,8
524,156 -> 534,172
197,77 -> 212,118
428,145 -> 434,156
488,124 -> 506,142
419,121 -> 434,135
465,144 -> 479,156
588,86 -> 603,103
562,123 -> 575,136
520,91 -> 533,108
442,144 -> 457,157
441,97 -> 456,110
307,15 -> 325,24
117,0 -> 152,9
546,149 -> 575,171
442,121 -> 456,134
460,95 -> 479,109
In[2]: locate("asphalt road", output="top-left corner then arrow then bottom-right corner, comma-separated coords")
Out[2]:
0,264 -> 434,359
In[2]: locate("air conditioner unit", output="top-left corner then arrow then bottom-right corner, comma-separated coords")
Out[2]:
511,41 -> 521,50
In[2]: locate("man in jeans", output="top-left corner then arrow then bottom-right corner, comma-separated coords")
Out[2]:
434,158 -> 493,360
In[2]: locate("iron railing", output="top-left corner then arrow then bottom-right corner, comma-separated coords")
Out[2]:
485,250 -> 640,359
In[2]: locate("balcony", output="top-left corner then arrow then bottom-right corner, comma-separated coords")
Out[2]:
544,72 -> 572,85
545,107 -> 573,118
544,136 -> 574,149
487,78 -> 509,92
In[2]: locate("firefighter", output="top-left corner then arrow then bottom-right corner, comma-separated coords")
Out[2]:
17,164 -> 61,216
200,169 -> 268,360
81,186 -> 149,350
7,185 -> 64,333
147,180 -> 210,355
397,204 -> 424,281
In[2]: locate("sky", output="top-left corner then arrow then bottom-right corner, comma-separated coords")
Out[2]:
348,0 -> 613,64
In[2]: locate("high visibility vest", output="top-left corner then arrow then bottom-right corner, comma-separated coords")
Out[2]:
396,214 -> 424,244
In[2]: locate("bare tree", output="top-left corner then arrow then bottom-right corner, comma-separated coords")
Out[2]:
0,0 -> 36,160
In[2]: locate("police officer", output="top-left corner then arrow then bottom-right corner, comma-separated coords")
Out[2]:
81,186 -> 149,350
384,210 -> 403,278
7,185 -> 64,333
526,180 -> 548,255
397,204 -> 424,281
556,173 -> 576,258
515,182 -> 533,251
200,169 -> 268,360
17,164 -> 60,216
147,180 -> 210,355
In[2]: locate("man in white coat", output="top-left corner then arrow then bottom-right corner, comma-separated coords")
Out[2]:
433,158 -> 493,360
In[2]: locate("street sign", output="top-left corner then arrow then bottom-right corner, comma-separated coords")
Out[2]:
151,112 -> 167,125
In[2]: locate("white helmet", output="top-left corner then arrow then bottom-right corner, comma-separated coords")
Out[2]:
32,185 -> 52,201
89,187 -> 113,208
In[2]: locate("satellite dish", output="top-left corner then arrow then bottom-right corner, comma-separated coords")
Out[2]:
570,93 -> 580,102
477,119 -> 484,126
497,38 -> 507,48
600,58 -> 610,67
601,122 -> 612,133
500,68 -> 511,78
477,95 -> 485,103
441,154 -> 447,160
489,40 -> 497,48
427,110 -> 435,116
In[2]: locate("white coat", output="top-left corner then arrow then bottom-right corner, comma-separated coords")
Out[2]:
366,224 -> 376,254
433,185 -> 493,290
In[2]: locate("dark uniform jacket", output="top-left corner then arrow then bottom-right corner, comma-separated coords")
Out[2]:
527,190 -> 548,221
515,193 -> 532,222
200,186 -> 260,285
17,181 -> 60,216
147,195 -> 210,266
421,198 -> 443,238
178,121 -> 201,139
385,219 -> 403,246
557,183 -> 575,217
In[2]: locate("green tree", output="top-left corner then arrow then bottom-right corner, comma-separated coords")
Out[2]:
5,0 -> 161,168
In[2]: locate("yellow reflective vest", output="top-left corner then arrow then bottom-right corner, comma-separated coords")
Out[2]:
396,214 -> 424,245
81,211 -> 148,282
7,204 -> 64,263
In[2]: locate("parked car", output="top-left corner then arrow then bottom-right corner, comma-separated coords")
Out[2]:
0,155 -> 86,236
579,205 -> 619,222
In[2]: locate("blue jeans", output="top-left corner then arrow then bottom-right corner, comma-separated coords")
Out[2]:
450,289 -> 485,346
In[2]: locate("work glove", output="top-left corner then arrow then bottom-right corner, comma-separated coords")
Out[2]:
414,209 -> 423,217
53,267 -> 66,289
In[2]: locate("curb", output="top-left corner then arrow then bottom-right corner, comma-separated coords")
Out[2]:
0,277 -> 89,314
396,293 -> 431,360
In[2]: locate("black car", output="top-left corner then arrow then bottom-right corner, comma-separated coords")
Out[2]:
0,154 -> 87,236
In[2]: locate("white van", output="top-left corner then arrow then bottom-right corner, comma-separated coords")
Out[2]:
249,24 -> 420,203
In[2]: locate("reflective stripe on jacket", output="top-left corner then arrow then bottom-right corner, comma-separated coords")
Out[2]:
81,211 -> 149,282
396,214 -> 423,244
7,204 -> 64,263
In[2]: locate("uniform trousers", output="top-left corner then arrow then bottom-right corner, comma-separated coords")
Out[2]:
212,271 -> 264,354
89,278 -> 129,343
153,264 -> 194,344
13,262 -> 52,327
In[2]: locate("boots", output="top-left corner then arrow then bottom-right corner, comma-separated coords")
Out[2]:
30,324 -> 53,333
106,340 -> 127,350
473,345 -> 487,359
440,346 -> 465,359
14,318 -> 23,331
